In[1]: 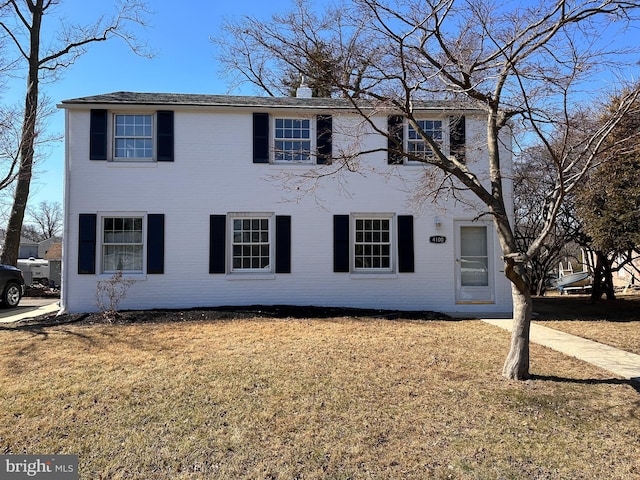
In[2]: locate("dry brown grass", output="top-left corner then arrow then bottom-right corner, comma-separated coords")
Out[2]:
1,317 -> 639,479
533,293 -> 640,355
536,320 -> 640,355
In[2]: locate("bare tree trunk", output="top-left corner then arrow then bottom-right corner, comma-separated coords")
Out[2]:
502,284 -> 532,380
0,4 -> 41,267
501,242 -> 533,380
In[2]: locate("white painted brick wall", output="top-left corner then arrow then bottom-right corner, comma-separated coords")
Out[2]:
61,105 -> 513,315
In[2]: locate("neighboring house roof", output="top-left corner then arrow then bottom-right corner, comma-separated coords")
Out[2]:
45,242 -> 62,260
60,91 -> 483,114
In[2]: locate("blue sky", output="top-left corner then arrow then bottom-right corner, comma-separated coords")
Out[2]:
3,0 -> 639,215
3,0 -> 291,213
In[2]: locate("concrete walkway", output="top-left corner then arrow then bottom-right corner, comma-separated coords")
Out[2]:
0,299 -> 59,323
483,319 -> 640,382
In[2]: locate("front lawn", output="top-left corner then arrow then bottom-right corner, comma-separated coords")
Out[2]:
1,317 -> 638,479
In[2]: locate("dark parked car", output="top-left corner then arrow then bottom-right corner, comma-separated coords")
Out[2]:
0,264 -> 25,308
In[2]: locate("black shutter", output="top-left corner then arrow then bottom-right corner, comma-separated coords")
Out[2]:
253,112 -> 270,163
333,215 -> 350,272
387,115 -> 404,164
397,215 -> 415,273
90,109 -> 108,160
78,214 -> 97,274
275,215 -> 291,273
147,214 -> 165,274
209,215 -> 226,274
316,115 -> 332,164
157,111 -> 174,162
450,115 -> 466,163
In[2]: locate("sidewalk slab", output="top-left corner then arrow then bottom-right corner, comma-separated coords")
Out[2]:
483,318 -> 640,382
0,301 -> 60,323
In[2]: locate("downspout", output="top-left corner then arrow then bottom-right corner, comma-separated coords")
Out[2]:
57,106 -> 70,315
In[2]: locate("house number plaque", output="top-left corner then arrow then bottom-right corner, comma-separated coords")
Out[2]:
429,235 -> 447,244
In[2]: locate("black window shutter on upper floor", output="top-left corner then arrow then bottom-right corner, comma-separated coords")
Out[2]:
209,215 -> 226,274
316,115 -> 332,164
275,215 -> 291,273
387,115 -> 404,165
147,214 -> 165,274
253,113 -> 270,163
78,214 -> 97,274
450,115 -> 466,163
90,109 -> 108,160
333,215 -> 350,272
397,215 -> 415,273
156,111 -> 174,162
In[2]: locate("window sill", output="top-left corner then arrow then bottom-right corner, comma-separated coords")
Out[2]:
226,273 -> 276,280
107,160 -> 158,168
350,272 -> 398,280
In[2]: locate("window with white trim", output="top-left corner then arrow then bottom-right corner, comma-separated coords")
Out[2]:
407,119 -> 443,161
231,215 -> 273,272
354,216 -> 392,271
114,114 -> 153,159
274,117 -> 312,163
101,216 -> 144,273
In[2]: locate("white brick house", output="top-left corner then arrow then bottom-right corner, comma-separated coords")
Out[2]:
58,92 -> 513,315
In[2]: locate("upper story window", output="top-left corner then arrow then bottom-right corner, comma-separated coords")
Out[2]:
253,113 -> 331,165
90,109 -> 174,162
388,115 -> 465,165
407,120 -> 443,161
274,118 -> 313,163
114,114 -> 153,159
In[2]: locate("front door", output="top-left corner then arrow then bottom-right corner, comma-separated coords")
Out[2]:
455,222 -> 495,304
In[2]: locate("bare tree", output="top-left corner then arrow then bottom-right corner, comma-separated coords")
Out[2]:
514,145 -> 584,296
218,0 -> 640,380
0,0 -> 151,267
24,199 -> 62,240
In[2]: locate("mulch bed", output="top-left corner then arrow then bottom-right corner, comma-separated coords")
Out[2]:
10,304 -> 451,329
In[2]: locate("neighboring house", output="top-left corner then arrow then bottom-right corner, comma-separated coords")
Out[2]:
613,252 -> 640,289
0,234 -> 56,260
58,91 -> 514,314
0,233 -> 49,260
45,242 -> 62,288
18,238 -> 39,259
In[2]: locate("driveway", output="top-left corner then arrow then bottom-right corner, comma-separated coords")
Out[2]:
0,297 -> 59,322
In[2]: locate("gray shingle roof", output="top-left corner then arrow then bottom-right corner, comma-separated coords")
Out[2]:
60,91 -> 480,113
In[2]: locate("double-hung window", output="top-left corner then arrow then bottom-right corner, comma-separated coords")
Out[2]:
274,118 -> 312,163
354,216 -> 392,271
114,114 -> 153,160
407,119 -> 443,161
90,109 -> 173,162
333,214 -> 413,274
102,216 -> 144,273
231,215 -> 272,272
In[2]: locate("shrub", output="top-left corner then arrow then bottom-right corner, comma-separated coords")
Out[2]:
94,271 -> 135,321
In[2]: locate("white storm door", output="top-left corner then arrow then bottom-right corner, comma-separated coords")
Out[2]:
455,222 -> 495,303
